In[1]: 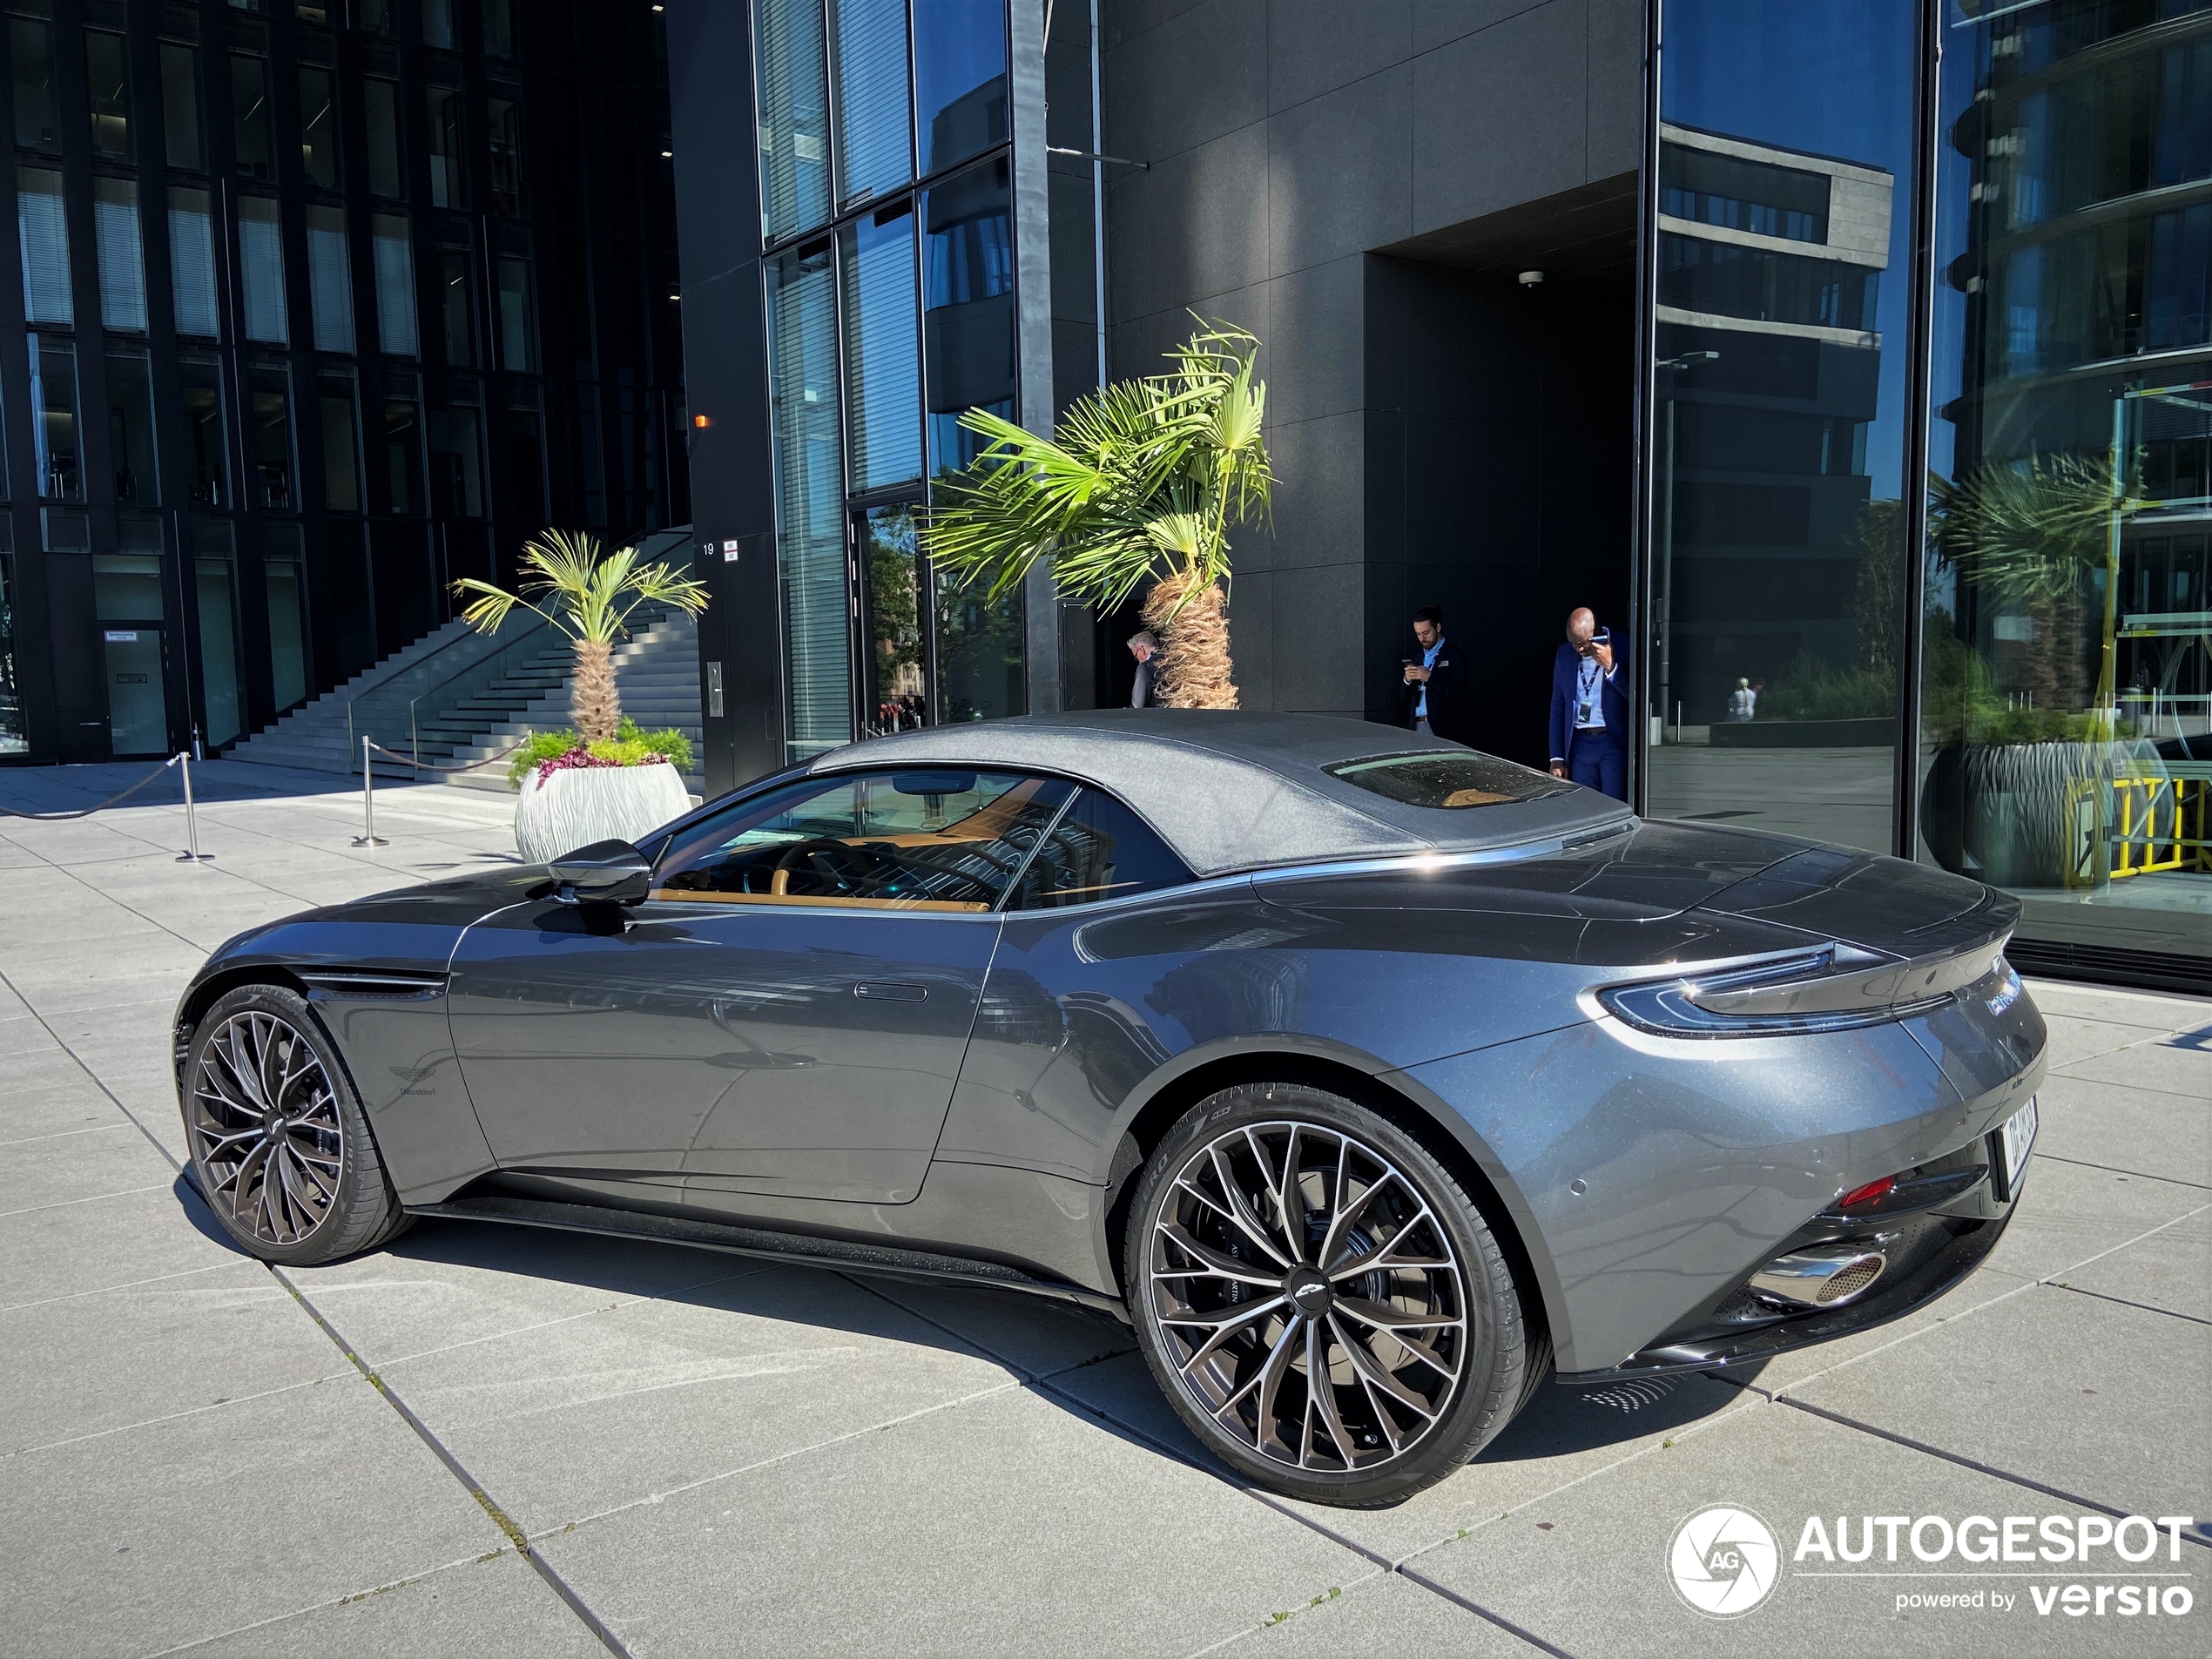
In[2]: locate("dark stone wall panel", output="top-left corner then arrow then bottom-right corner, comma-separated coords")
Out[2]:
1267,65 -> 1415,275
1266,0 -> 1413,111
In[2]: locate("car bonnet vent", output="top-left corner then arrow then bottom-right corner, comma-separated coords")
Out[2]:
299,967 -> 448,998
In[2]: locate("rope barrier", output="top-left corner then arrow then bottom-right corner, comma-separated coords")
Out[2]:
354,734 -> 532,848
363,736 -> 531,774
0,753 -> 184,821
0,751 -> 212,861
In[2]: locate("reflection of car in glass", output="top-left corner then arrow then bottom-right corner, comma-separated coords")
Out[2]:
173,711 -> 2044,1505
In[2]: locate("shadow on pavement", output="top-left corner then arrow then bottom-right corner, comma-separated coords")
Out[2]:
169,1182 -> 1749,1501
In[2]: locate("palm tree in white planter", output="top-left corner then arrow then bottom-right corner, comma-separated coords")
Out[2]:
455,529 -> 710,861
925,320 -> 1271,706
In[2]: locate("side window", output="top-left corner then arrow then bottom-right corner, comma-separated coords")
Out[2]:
1010,787 -> 1194,910
654,769 -> 1070,912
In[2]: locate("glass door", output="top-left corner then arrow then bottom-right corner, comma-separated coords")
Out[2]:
853,500 -> 928,736
102,627 -> 169,756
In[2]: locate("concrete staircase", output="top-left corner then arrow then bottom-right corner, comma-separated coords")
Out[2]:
224,528 -> 703,788
221,615 -> 560,778
441,607 -> 705,792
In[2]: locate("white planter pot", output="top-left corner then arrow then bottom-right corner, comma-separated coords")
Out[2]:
515,762 -> 695,864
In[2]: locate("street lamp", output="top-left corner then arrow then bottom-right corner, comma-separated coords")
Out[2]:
1655,351 -> 1719,742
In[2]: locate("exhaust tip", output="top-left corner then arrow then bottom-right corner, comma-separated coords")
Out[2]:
1750,1246 -> 1889,1310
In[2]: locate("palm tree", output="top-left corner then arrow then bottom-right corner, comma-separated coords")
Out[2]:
924,320 -> 1271,708
455,529 -> 709,744
1929,452 -> 2148,721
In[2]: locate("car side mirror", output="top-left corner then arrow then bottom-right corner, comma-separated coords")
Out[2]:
550,840 -> 654,906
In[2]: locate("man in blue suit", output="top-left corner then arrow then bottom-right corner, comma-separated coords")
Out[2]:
1548,607 -> 1629,801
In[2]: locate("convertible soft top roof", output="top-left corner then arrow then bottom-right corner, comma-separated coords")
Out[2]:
805,711 -> 1635,878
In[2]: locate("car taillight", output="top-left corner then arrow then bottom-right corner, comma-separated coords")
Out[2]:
1596,936 -> 2011,1038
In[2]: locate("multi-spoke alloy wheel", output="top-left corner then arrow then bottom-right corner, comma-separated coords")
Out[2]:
189,1010 -> 345,1245
1129,1085 -> 1534,1506
181,985 -> 404,1264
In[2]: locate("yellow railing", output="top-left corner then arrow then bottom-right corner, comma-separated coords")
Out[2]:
2111,773 -> 2210,879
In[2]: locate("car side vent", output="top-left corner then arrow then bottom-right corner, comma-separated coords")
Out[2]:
298,968 -> 448,998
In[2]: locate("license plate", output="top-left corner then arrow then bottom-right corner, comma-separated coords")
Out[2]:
1995,1097 -> 2038,1200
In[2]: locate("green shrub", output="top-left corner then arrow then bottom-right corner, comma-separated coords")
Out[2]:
505,718 -> 695,790
1760,654 -> 1896,722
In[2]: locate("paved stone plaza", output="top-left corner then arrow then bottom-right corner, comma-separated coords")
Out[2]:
1,761 -> 2206,1657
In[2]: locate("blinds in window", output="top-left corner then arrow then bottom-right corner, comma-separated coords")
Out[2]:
238,197 -> 287,343
754,0 -> 830,239
169,188 -> 219,337
93,178 -> 146,331
306,206 -> 354,353
17,167 -> 72,324
832,0 -> 910,209
372,214 -> 417,355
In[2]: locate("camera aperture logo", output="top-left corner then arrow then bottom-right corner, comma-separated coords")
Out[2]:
1669,1504 -> 1782,1617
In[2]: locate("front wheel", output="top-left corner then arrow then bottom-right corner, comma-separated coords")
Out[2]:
181,984 -> 408,1265
1125,1082 -> 1538,1507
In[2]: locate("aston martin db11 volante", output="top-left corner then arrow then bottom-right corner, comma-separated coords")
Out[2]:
175,711 -> 2044,1505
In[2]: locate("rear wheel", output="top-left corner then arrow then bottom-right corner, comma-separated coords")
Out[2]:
181,984 -> 408,1266
1125,1082 -> 1537,1507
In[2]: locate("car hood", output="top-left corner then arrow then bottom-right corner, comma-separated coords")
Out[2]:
191,868 -> 549,986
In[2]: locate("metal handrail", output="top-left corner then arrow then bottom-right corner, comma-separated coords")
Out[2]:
406,617 -> 578,763
346,610 -> 557,764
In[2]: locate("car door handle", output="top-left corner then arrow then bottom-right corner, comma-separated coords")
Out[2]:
853,981 -> 927,1002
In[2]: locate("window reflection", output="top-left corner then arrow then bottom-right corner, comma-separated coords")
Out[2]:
768,239 -> 851,760
106,350 -> 158,508
1647,0 -> 1918,857
756,0 -> 832,239
840,202 -> 922,489
923,155 -> 1015,476
1919,0 -> 2212,966
833,0 -> 912,206
31,339 -> 81,502
914,0 -> 1006,178
859,503 -> 927,734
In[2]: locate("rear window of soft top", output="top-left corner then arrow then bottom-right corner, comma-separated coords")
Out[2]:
1324,751 -> 1573,809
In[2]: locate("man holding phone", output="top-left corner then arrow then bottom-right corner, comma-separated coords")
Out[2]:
1399,604 -> 1469,742
1548,606 -> 1629,800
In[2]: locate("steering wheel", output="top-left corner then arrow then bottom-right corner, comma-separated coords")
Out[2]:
771,837 -> 883,898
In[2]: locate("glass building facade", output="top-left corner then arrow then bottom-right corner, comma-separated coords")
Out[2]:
0,0 -> 685,764
1646,0 -> 2212,987
752,0 -> 1024,762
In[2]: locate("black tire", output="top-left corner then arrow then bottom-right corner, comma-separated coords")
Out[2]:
180,984 -> 409,1266
1124,1082 -> 1537,1507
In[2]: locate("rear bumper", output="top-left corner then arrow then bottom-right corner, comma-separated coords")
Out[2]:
1554,1199 -> 2014,1383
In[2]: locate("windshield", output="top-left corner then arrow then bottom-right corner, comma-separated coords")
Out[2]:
1325,752 -> 1575,810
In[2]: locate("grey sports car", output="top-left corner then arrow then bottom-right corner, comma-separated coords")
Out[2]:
174,711 -> 2044,1506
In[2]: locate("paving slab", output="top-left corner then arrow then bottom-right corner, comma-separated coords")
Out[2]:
535,1379 -> 1373,1659
176,1547 -> 606,1659
2033,1075 -> 2211,1188
1224,1567 -> 1537,1657
2050,1224 -> 2212,1325
1789,1283 -> 2212,1521
1979,1157 -> 2209,1284
0,1177 -> 240,1308
372,1261 -> 1032,1532
2024,980 -> 2210,1029
1411,1399 -> 2209,1658
2037,1012 -> 2181,1071
0,1370 -> 511,1658
286,1217 -> 776,1366
2053,1033 -> 2212,1102
0,1116 -> 187,1217
856,1273 -> 1137,1379
0,1258 -> 344,1456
